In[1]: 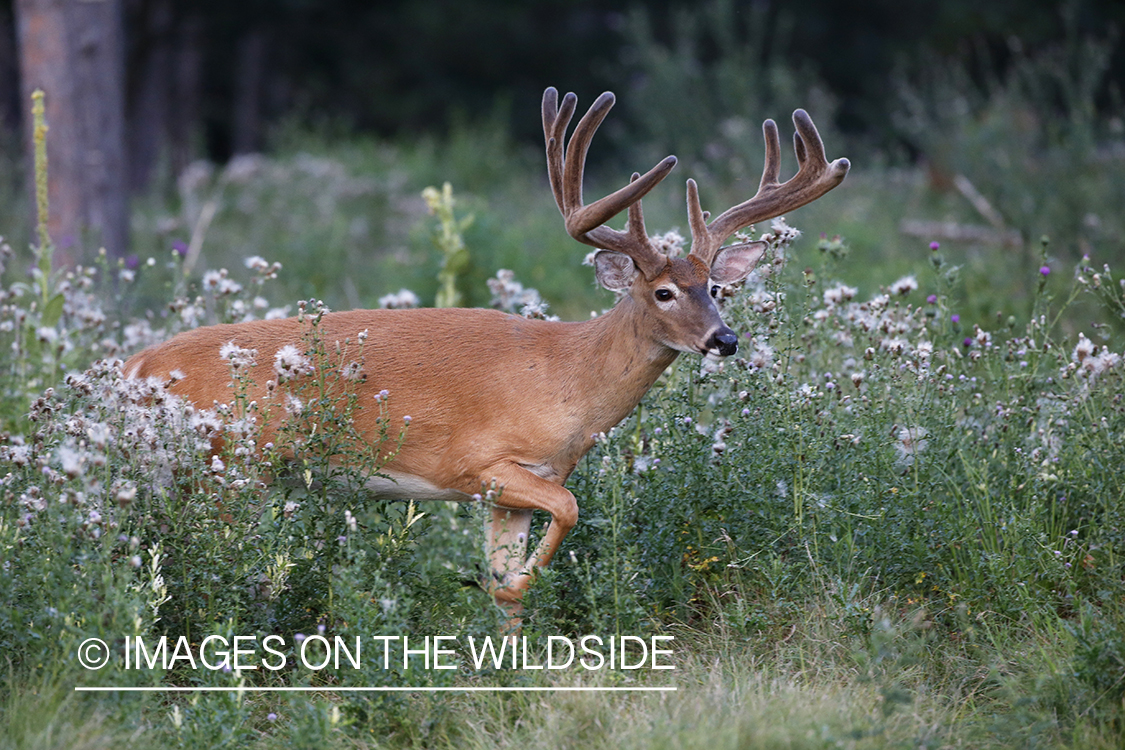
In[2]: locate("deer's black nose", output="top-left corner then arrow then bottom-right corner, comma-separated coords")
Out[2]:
709,329 -> 739,357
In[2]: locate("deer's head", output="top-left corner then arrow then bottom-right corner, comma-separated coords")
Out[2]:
542,87 -> 849,358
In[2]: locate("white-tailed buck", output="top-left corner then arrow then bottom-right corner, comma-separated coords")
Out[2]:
125,87 -> 849,616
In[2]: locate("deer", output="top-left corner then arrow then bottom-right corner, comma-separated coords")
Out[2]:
124,87 -> 849,620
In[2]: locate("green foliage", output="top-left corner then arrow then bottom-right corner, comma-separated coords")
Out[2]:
617,0 -> 839,184
895,8 -> 1125,263
422,182 -> 474,308
6,203 -> 1125,746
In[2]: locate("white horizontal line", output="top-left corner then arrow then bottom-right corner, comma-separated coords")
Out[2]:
74,686 -> 676,693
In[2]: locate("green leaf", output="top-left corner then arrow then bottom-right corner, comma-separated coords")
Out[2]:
41,293 -> 65,327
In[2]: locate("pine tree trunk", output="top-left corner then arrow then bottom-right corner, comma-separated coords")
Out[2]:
15,0 -> 129,266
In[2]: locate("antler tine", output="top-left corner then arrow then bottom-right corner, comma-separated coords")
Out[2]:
561,91 -> 615,221
542,88 -> 576,217
541,87 -> 677,279
759,118 -> 782,191
688,109 -> 850,265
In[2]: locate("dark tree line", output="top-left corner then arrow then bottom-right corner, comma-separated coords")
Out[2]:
0,0 -> 1122,264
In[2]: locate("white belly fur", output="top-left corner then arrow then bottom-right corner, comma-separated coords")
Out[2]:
364,471 -> 474,502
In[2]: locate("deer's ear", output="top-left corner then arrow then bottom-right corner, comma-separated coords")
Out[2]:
593,250 -> 640,291
711,241 -> 766,284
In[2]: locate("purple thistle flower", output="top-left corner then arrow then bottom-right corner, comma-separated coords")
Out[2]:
951,314 -> 960,323
926,294 -> 937,304
1039,265 -> 1051,276
929,241 -> 940,251
172,240 -> 189,258
963,337 -> 973,348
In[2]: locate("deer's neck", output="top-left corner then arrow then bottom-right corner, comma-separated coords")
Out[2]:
569,296 -> 680,433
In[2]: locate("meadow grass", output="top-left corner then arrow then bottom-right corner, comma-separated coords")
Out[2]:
3,192 -> 1125,746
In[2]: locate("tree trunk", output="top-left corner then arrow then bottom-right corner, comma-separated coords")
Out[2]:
168,14 -> 203,178
0,7 -> 18,132
125,0 -> 173,192
232,27 -> 266,155
15,0 -> 129,267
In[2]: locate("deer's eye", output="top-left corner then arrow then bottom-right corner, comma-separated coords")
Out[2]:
710,285 -> 720,298
654,289 -> 674,302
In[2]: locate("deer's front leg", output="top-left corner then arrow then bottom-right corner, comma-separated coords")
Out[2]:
481,464 -> 578,609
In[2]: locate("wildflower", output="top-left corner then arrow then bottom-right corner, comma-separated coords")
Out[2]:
283,500 -> 300,518
87,423 -> 110,449
929,241 -> 940,251
57,445 -> 84,478
116,483 -> 137,507
823,284 -> 857,307
1039,265 -> 1051,276
894,426 -> 929,467
488,270 -> 553,318
747,340 -> 775,372
1094,349 -> 1121,372
699,353 -> 723,376
267,713 -> 278,722
889,275 -> 918,295
341,361 -> 365,381
926,294 -> 937,304
1072,334 -> 1095,363
219,342 -> 258,372
273,344 -> 310,380
880,337 -> 910,356
1077,346 -> 1120,379
763,217 -> 802,246
951,314 -> 960,323
378,289 -> 420,309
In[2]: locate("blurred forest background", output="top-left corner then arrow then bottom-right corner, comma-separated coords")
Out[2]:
0,0 -> 1123,320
